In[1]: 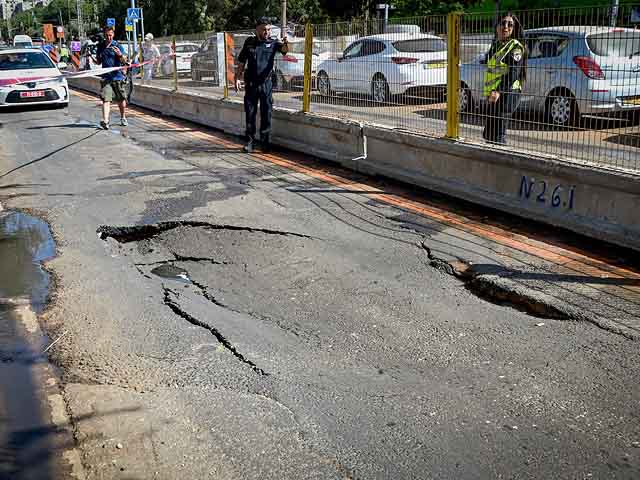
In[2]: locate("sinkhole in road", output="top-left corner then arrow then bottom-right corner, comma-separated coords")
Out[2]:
421,241 -> 571,321
98,221 -> 318,376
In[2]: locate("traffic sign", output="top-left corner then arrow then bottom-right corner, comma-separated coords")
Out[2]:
70,41 -> 81,52
125,24 -> 134,32
125,18 -> 134,26
127,8 -> 141,20
106,18 -> 116,27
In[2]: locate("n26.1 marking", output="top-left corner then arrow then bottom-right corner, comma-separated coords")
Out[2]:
519,176 -> 575,210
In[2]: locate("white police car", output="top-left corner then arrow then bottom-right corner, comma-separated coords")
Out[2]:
0,48 -> 69,108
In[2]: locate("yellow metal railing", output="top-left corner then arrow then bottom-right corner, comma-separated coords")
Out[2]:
302,23 -> 313,113
446,12 -> 460,139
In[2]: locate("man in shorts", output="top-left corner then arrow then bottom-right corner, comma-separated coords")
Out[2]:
96,25 -> 128,129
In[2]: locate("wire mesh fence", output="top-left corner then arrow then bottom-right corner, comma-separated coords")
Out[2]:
459,5 -> 640,171
110,5 -> 640,173
311,16 -> 448,135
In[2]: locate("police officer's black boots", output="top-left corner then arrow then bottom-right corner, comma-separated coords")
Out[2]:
260,135 -> 272,153
243,137 -> 254,153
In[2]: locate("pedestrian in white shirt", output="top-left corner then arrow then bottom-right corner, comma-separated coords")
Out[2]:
142,33 -> 160,84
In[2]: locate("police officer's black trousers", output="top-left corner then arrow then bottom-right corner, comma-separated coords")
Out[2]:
244,81 -> 273,142
483,92 -> 520,144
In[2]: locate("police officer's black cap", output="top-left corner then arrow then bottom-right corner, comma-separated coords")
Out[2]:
256,17 -> 271,27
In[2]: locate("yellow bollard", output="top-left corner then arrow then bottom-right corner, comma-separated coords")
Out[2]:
172,36 -> 178,92
223,33 -> 229,99
302,23 -> 313,113
446,12 -> 461,140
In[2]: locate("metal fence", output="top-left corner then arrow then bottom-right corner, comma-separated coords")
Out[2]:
310,16 -> 448,135
120,5 -> 640,173
460,5 -> 640,171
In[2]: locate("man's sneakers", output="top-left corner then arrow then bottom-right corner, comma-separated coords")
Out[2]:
120,117 -> 128,127
242,139 -> 273,154
99,120 -> 109,130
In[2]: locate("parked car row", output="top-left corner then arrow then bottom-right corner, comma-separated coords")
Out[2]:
182,25 -> 640,127
460,26 -> 640,126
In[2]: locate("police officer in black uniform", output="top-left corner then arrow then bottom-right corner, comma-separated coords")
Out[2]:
235,17 -> 288,153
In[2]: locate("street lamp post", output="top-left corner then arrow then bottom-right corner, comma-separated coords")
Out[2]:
376,3 -> 395,33
281,0 -> 287,39
76,0 -> 83,39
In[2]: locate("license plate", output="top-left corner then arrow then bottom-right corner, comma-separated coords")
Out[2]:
20,90 -> 45,98
424,62 -> 446,69
624,97 -> 640,105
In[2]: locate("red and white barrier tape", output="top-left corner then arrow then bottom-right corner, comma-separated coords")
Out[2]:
0,54 -> 172,88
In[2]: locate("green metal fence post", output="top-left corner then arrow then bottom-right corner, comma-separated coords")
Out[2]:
302,23 -> 313,113
446,12 -> 461,139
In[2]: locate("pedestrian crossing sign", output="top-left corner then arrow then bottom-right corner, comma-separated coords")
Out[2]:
127,8 -> 141,20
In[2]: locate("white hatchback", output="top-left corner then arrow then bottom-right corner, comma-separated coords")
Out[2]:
316,33 -> 447,103
0,49 -> 68,108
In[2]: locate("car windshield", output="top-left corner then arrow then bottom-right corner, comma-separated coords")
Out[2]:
393,38 -> 446,53
176,45 -> 198,53
0,51 -> 54,70
159,45 -> 171,54
587,31 -> 640,57
14,42 -> 32,48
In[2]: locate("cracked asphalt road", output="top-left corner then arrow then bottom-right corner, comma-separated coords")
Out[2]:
0,92 -> 639,479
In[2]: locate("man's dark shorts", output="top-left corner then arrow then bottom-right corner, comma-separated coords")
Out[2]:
101,80 -> 127,102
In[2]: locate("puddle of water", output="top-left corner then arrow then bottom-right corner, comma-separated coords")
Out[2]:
151,263 -> 192,283
0,210 -> 59,479
0,211 -> 55,311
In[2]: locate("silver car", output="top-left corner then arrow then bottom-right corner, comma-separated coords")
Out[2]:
459,26 -> 640,126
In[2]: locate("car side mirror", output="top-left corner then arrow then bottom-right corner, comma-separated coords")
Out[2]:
337,53 -> 344,61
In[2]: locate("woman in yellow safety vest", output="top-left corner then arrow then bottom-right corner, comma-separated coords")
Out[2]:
482,13 -> 527,144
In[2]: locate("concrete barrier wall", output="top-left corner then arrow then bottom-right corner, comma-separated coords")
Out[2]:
70,77 -> 640,252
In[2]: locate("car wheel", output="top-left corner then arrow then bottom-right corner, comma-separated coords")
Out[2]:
546,90 -> 579,127
459,83 -> 474,113
317,71 -> 331,96
371,75 -> 390,104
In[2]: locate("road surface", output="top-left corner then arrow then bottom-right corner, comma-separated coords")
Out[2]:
0,91 -> 639,479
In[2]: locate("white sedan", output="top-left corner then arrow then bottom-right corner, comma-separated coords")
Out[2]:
0,48 -> 68,108
273,39 -> 330,91
316,33 -> 447,103
160,42 -> 200,77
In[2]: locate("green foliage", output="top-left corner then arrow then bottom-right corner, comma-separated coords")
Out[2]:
393,0 -> 474,16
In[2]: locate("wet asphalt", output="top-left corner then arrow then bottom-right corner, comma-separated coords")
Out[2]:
0,95 -> 638,479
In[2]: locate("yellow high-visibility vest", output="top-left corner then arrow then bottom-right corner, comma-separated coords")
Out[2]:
483,38 -> 524,97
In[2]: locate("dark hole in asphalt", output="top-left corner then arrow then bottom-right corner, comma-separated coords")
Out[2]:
150,264 -> 191,284
0,210 -> 59,479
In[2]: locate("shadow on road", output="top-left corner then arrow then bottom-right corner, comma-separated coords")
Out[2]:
604,132 -> 640,148
0,131 -> 100,181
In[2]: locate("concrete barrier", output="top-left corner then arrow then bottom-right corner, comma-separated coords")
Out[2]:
70,77 -> 640,252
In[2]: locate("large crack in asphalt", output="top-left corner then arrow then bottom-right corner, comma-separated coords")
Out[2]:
421,240 -> 638,339
97,221 -> 313,243
421,241 -> 571,321
162,286 -> 267,376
